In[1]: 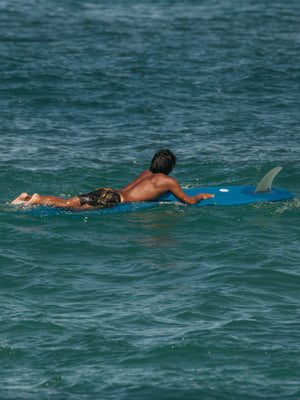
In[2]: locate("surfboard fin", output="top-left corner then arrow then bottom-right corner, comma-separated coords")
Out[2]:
254,167 -> 282,193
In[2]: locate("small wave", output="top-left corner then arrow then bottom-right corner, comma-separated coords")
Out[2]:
274,197 -> 300,215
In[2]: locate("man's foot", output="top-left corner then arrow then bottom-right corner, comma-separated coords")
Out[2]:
27,193 -> 42,205
11,193 -> 32,204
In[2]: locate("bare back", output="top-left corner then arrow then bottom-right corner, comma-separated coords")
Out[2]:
118,170 -> 214,205
118,171 -> 173,202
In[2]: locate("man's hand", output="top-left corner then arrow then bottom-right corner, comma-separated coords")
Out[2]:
195,193 -> 215,202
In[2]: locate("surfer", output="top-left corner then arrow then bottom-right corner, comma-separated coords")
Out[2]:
11,149 -> 214,210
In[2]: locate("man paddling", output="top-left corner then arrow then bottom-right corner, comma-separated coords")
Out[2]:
11,149 -> 214,210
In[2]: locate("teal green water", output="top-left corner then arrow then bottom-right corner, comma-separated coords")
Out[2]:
1,1 -> 300,399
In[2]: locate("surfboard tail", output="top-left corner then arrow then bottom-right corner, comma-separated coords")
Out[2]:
254,167 -> 282,193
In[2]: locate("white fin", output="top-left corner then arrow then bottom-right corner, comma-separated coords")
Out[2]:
254,167 -> 282,193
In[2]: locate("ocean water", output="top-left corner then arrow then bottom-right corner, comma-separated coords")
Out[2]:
1,0 -> 300,399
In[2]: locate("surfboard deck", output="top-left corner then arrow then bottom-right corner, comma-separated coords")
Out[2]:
157,186 -> 294,207
152,167 -> 294,206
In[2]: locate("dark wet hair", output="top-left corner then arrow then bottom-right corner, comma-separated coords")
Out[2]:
149,149 -> 177,175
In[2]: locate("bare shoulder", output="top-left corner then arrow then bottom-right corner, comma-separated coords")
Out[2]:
152,173 -> 180,188
138,169 -> 152,178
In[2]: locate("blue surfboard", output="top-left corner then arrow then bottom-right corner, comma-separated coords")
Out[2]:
16,167 -> 294,216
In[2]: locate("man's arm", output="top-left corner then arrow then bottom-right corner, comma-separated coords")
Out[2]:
166,177 -> 214,205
